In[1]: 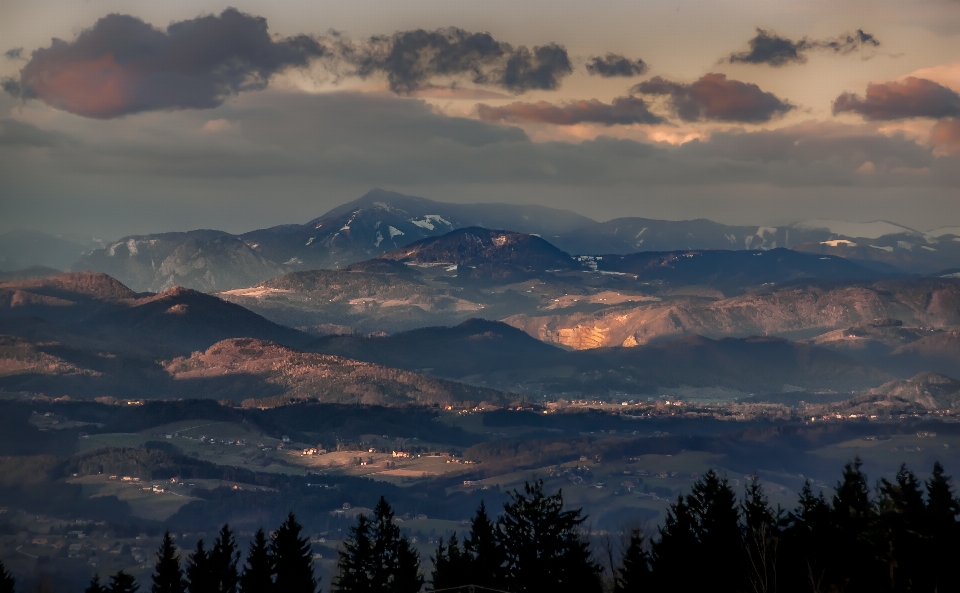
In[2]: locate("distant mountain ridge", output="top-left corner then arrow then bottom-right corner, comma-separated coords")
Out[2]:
8,190 -> 960,292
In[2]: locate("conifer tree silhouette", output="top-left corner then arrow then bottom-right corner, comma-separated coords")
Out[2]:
271,513 -> 317,593
108,570 -> 140,593
238,529 -> 273,593
333,514 -> 374,592
496,480 -> 601,593
185,540 -> 214,593
613,529 -> 650,593
925,462 -> 960,592
211,525 -> 240,593
0,560 -> 14,593
152,531 -> 185,593
652,470 -> 742,593
84,574 -> 106,593
335,497 -> 422,592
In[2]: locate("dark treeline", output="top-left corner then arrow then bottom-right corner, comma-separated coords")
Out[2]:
621,459 -> 960,593
1,458 -> 956,592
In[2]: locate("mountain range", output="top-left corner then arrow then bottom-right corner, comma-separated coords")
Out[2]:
6,189 -> 958,292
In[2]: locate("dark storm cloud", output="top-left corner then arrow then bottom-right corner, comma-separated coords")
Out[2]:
833,77 -> 960,120
352,28 -> 572,93
7,8 -> 326,118
633,73 -> 794,123
585,53 -> 648,77
4,48 -> 23,60
727,28 -> 880,66
476,96 -> 664,126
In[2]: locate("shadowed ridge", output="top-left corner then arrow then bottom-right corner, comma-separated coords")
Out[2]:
0,270 -> 136,301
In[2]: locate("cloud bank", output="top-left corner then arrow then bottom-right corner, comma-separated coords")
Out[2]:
728,28 -> 879,67
634,73 -> 794,122
833,77 -> 960,120
6,8 -> 326,118
353,27 -> 572,93
476,96 -> 664,126
585,54 -> 648,77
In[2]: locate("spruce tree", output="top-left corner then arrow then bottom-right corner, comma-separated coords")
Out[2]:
333,513 -> 374,592
152,531 -> 186,593
782,480 -> 831,592
210,525 -> 240,593
463,502 -> 502,590
742,477 -> 780,593
613,529 -> 650,593
431,533 -> 469,591
830,458 -> 880,591
497,480 -> 601,593
108,571 -> 140,593
369,497 -> 423,592
924,462 -> 960,593
85,574 -> 107,593
271,512 -> 317,593
878,464 -> 925,591
186,540 -> 214,593
239,529 -> 273,593
652,470 -> 741,593
0,560 -> 14,593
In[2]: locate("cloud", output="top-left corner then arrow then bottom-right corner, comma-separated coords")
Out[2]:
833,77 -> 960,120
727,28 -> 880,66
7,8 -> 326,118
4,48 -> 22,60
476,96 -> 664,126
633,73 -> 794,123
500,44 -> 572,92
352,28 -> 572,93
1,78 -> 20,97
3,92 -> 958,237
585,53 -> 648,77
931,118 -> 960,154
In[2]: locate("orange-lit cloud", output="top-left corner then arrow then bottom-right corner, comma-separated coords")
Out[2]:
476,96 -> 664,126
634,73 -> 793,123
833,77 -> 960,120
8,9 -> 325,118
931,118 -> 960,155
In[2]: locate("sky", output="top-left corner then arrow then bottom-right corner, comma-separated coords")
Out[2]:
1,0 -> 959,240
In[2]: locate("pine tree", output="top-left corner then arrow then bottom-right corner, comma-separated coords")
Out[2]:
152,531 -> 186,593
186,540 -> 214,593
497,480 -> 601,593
85,574 -> 107,593
239,529 -> 273,593
108,571 -> 140,593
333,514 -> 374,592
271,512 -> 317,593
0,559 -> 14,593
210,525 -> 240,593
613,529 -> 650,593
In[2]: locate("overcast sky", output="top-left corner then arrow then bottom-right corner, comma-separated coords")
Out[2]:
1,0 -> 959,239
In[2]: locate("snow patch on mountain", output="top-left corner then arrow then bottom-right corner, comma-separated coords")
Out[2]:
795,219 -> 921,239
409,215 -> 453,230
